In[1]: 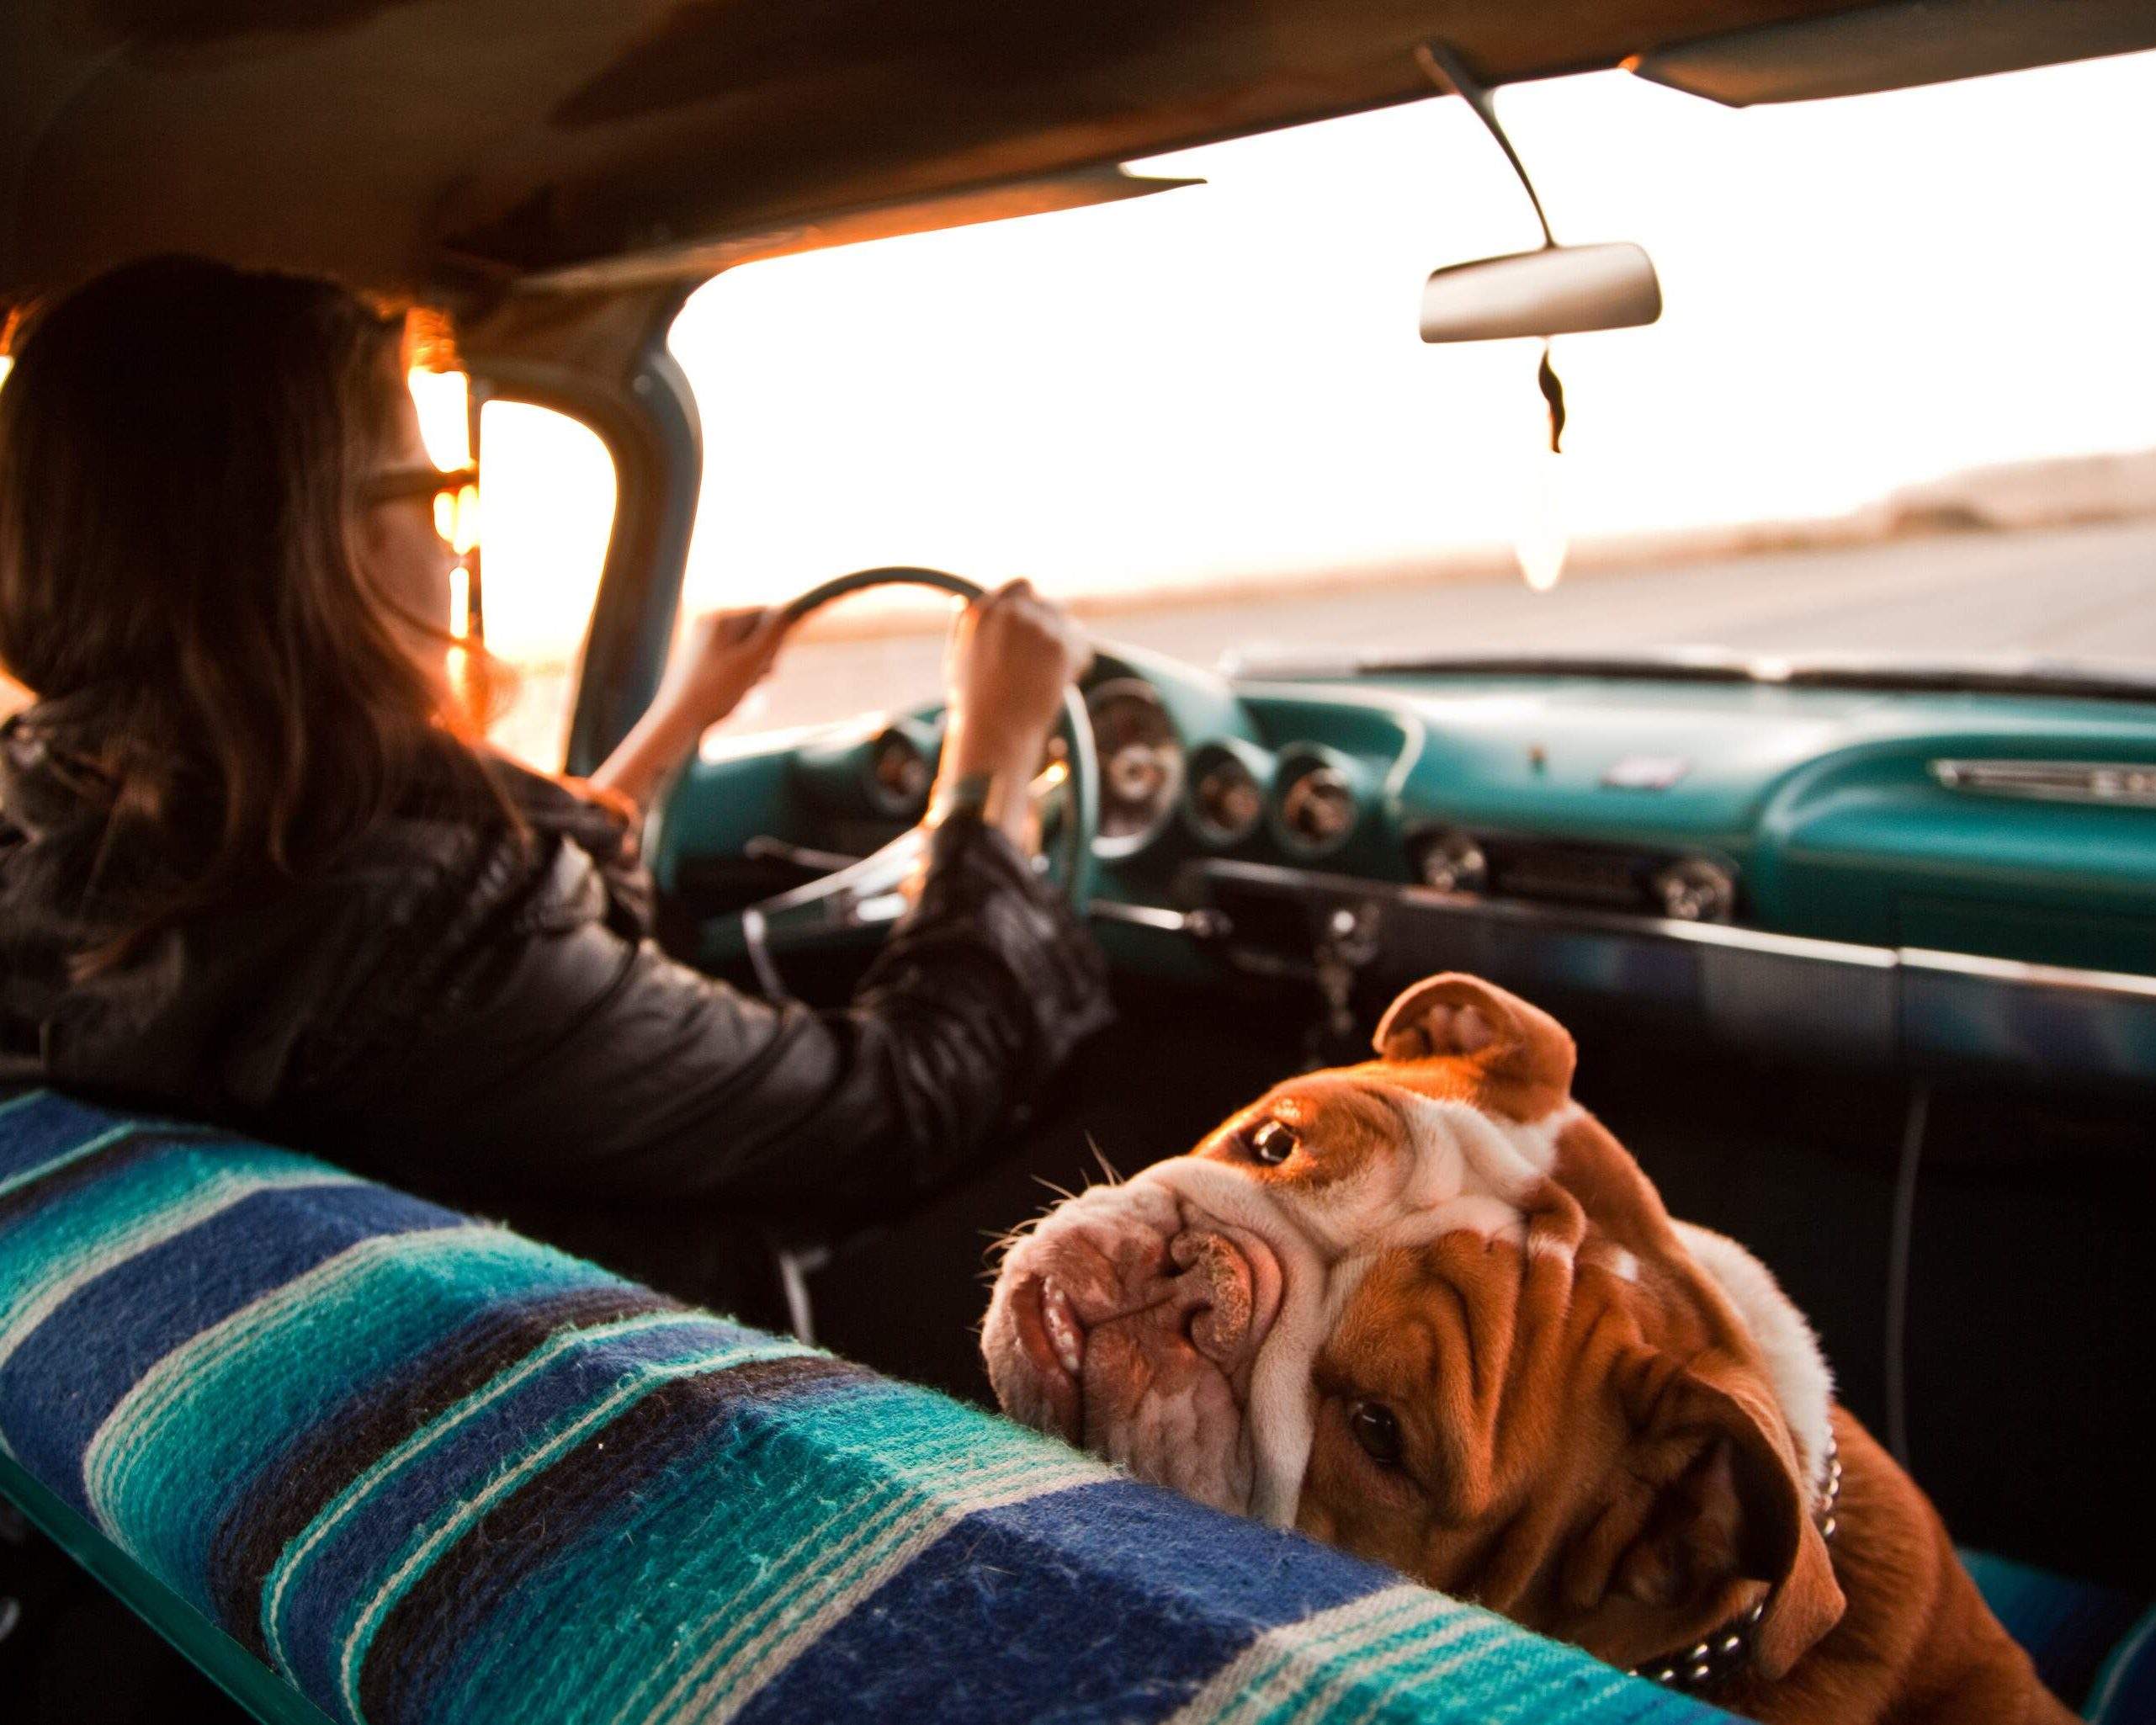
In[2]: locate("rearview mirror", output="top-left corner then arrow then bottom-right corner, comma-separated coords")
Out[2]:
1420,242 -> 1662,343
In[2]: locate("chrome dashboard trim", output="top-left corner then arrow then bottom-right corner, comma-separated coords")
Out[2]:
1930,758 -> 2156,806
1187,860 -> 2156,1082
1223,649 -> 2156,707
1089,900 -> 1231,939
1899,947 -> 2156,1000
1402,873 -> 1901,967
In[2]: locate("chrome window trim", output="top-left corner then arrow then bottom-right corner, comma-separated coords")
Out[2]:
1930,759 -> 2156,806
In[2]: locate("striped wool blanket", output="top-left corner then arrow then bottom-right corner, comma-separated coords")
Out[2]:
0,1090 -> 1731,1725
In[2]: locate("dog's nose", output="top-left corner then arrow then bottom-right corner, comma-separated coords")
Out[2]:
1167,1229 -> 1257,1364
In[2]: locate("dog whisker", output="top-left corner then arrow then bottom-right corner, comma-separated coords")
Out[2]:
1086,1137 -> 1126,1186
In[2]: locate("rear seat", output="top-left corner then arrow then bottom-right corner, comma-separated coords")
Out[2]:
0,1085 -> 1753,1723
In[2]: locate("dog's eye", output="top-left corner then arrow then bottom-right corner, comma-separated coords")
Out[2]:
1348,1401 -> 1403,1466
1245,1118 -> 1300,1165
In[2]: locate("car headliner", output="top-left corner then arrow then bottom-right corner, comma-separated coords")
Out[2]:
5,0 -> 2153,312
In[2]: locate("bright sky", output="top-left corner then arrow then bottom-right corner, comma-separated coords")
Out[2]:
467,49 -> 2156,667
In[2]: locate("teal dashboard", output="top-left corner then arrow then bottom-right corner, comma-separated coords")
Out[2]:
651,644 -> 2156,1086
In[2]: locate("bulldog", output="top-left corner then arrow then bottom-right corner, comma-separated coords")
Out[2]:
984,974 -> 2073,1725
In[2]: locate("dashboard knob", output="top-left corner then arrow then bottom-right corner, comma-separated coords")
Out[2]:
1416,829 -> 1489,895
872,728 -> 932,807
1650,857 -> 1738,923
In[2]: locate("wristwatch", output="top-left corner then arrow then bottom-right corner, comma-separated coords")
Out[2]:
927,767 -> 1036,844
932,769 -> 996,823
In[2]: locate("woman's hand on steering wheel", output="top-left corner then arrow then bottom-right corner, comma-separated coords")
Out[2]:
694,565 -> 1101,995
665,606 -> 792,733
590,606 -> 792,818
933,580 -> 1093,851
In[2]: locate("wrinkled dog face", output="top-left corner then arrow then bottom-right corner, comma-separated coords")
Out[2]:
984,974 -> 1845,1677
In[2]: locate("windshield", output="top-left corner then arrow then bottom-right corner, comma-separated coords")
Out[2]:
658,50 -> 2154,712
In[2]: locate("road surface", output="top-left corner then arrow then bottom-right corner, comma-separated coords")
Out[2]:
735,518 -> 2156,735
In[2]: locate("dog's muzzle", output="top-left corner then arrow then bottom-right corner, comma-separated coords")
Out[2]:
984,1163 -> 1333,1521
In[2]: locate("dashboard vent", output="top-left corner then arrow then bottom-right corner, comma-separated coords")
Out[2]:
1483,840 -> 1649,910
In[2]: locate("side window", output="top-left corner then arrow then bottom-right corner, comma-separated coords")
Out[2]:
409,364 -> 619,772
472,401 -> 618,771
0,345 -> 618,751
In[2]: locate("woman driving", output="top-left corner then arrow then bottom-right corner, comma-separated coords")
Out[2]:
0,256 -> 1111,1314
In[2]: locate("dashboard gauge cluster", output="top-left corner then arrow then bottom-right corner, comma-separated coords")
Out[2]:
671,633 -> 2156,1100
1087,678 -> 1186,858
1272,747 -> 1364,857
1185,740 -> 1270,847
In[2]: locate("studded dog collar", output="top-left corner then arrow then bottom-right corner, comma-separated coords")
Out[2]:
1628,1429 -> 1843,1694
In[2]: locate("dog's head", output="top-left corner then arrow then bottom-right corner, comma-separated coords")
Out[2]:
984,973 -> 1845,1675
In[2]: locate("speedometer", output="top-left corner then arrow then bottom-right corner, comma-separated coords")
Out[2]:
1086,678 -> 1184,857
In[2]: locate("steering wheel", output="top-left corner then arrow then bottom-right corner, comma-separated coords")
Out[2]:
701,567 -> 1099,1000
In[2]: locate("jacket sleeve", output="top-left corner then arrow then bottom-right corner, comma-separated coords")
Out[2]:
297,811 -> 1113,1223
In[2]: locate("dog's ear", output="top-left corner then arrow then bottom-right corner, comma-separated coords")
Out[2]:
1372,973 -> 1576,1100
1579,1361 -> 1844,1680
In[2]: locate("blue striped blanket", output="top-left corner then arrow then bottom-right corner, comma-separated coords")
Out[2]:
0,1090 -> 1731,1724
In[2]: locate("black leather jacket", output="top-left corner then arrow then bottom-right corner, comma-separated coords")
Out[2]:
0,714 -> 1111,1298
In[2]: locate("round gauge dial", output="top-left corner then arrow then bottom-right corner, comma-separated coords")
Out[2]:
1650,856 -> 1739,923
1188,746 -> 1265,846
1086,678 -> 1184,857
862,723 -> 935,816
871,728 -> 932,809
1277,761 -> 1358,851
1415,828 -> 1489,894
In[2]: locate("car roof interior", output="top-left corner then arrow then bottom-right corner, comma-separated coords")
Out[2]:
6,0 -> 2155,309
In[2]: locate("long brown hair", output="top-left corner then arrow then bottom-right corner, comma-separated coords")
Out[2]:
0,255 -> 505,964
